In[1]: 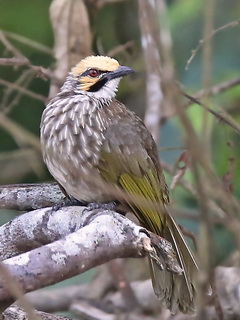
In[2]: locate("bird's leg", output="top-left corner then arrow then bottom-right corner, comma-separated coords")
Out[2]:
51,197 -> 87,212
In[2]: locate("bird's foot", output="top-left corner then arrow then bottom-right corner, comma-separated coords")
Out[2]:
80,201 -> 119,227
85,201 -> 118,212
51,198 -> 87,212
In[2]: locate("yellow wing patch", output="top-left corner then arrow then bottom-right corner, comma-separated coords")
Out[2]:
98,151 -> 166,235
119,171 -> 166,234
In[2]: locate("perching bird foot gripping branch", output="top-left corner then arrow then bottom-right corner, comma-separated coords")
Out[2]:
0,196 -> 181,305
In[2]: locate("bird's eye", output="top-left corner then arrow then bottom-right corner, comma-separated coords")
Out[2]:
89,69 -> 100,77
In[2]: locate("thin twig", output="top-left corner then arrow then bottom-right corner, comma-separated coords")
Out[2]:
0,78 -> 46,102
186,18 -> 240,70
1,29 -> 52,55
159,146 -> 185,152
108,260 -> 139,311
0,57 -> 29,66
0,113 -> 41,150
190,77 -> 240,102
0,58 -> 61,83
0,31 -> 24,58
166,77 -> 240,122
1,69 -> 34,114
182,91 -> 240,134
107,41 -> 134,57
201,0 -> 215,150
96,0 -> 128,9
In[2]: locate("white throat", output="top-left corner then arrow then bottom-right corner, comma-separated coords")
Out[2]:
85,78 -> 121,101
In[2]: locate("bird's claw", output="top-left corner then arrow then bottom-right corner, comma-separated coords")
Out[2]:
84,201 -> 118,212
51,198 -> 87,213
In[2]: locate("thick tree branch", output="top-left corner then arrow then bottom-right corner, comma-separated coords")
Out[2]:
0,206 -> 85,260
138,0 -> 164,143
0,209 -> 146,302
2,305 -> 70,320
0,183 -> 63,211
0,207 -> 181,304
0,203 -> 182,312
25,285 -> 89,313
71,300 -> 156,320
24,280 -> 160,314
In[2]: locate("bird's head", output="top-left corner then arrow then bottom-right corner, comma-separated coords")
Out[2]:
67,55 -> 134,101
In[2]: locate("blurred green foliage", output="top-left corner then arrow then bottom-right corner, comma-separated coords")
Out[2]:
0,0 -> 240,267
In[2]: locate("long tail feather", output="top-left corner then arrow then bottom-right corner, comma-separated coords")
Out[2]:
165,214 -> 199,298
118,171 -> 199,312
148,212 -> 198,313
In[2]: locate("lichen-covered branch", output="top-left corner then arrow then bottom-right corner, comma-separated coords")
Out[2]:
0,205 -> 181,305
0,183 -> 63,211
0,210 -> 148,302
0,206 -> 84,260
2,305 -> 70,320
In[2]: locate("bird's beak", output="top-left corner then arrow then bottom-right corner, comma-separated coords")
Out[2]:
106,65 -> 134,81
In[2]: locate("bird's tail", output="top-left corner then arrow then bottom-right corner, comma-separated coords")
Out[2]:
149,213 -> 199,314
118,172 -> 199,312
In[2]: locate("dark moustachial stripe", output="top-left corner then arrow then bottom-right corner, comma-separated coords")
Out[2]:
88,77 -> 108,92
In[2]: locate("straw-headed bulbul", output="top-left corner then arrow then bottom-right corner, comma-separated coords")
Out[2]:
40,56 -> 198,313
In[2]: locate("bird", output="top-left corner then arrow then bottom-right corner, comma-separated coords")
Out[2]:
40,55 -> 198,313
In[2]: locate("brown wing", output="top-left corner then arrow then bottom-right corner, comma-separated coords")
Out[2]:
97,100 -> 198,313
97,100 -> 169,233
